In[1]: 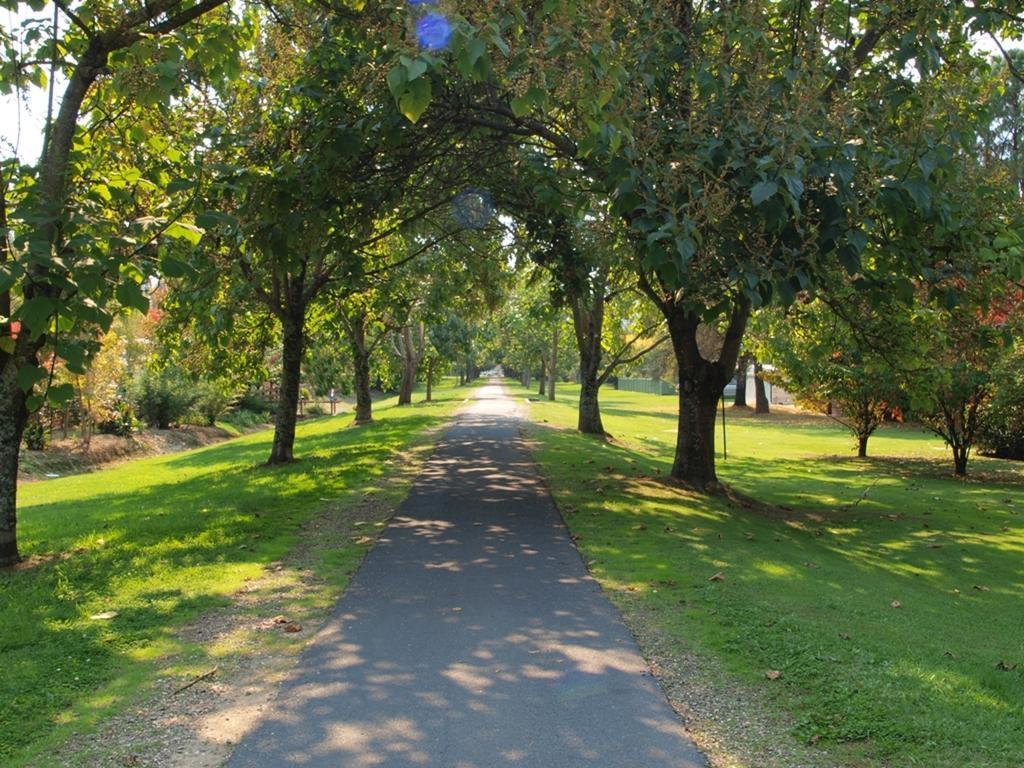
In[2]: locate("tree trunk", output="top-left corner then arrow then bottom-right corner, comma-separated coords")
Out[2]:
0,354 -> 28,567
953,447 -> 968,476
754,361 -> 770,414
268,309 -> 305,465
578,374 -> 604,435
396,324 -> 425,406
572,299 -> 606,435
522,368 -> 530,388
425,358 -> 434,402
349,315 -> 374,425
662,299 -> 750,490
733,353 -> 751,407
547,325 -> 559,401
858,434 -> 869,458
538,360 -> 547,397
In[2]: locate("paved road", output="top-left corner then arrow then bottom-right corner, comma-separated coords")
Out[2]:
226,382 -> 707,768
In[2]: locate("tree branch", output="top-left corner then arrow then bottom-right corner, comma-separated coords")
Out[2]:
54,0 -> 94,38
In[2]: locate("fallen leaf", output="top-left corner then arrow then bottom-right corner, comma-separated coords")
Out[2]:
996,661 -> 1018,671
284,623 -> 302,633
271,615 -> 289,625
839,633 -> 850,640
973,584 -> 990,592
89,611 -> 118,621
890,600 -> 902,609
744,532 -> 755,540
709,572 -> 726,582
804,562 -> 820,569
944,650 -> 957,659
765,670 -> 783,681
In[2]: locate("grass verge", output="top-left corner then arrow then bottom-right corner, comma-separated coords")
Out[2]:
518,381 -> 1024,768
0,380 -> 470,765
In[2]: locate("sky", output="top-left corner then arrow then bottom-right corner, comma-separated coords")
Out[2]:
0,7 -> 1015,166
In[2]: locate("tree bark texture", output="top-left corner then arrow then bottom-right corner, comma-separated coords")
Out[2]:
664,299 -> 750,490
733,353 -> 751,407
425,358 -> 434,402
754,361 -> 770,414
396,324 -> 426,406
348,315 -> 374,425
0,350 -> 28,566
572,298 -> 606,435
268,308 -> 305,465
538,360 -> 546,397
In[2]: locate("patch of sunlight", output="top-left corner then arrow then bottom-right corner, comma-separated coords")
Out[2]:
753,561 -> 800,578
949,533 -> 1024,554
894,660 -> 1008,710
839,548 -> 944,579
126,638 -> 181,661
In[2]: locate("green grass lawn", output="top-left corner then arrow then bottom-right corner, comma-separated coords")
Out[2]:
519,381 -> 1024,768
0,382 -> 467,764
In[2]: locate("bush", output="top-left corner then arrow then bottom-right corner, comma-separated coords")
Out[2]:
131,368 -> 197,429
238,391 -> 277,416
305,403 -> 326,417
220,409 -> 271,431
191,383 -> 241,427
22,420 -> 45,451
977,346 -> 1024,461
97,402 -> 138,437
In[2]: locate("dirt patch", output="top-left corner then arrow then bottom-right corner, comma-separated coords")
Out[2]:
18,426 -> 264,483
29,423 -> 448,768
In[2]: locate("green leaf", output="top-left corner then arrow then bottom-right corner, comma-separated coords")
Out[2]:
751,181 -> 778,206
16,296 -> 57,333
164,221 -> 203,246
115,282 -> 150,313
399,77 -> 432,124
49,383 -> 75,405
386,66 -> 407,99
17,364 -> 47,393
510,94 -> 532,118
675,236 -> 696,265
161,257 -> 190,278
903,179 -> 931,211
405,58 -> 428,81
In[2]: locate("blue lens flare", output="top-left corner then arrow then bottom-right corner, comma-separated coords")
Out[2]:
416,12 -> 453,50
452,188 -> 495,230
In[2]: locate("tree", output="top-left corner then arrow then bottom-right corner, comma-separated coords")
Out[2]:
424,2 -> 1024,491
186,10 -> 481,463
0,0 -> 247,566
765,299 -> 908,458
915,287 -> 1022,476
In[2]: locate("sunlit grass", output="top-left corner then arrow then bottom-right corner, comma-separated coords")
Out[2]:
0,382 -> 466,763
519,380 -> 1024,768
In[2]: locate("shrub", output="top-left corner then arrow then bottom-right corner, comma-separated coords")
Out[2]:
221,409 -> 271,431
238,391 -> 277,416
22,420 -> 45,451
131,368 -> 197,429
192,383 -> 241,427
305,404 -> 326,417
977,347 -> 1024,460
97,402 -> 138,437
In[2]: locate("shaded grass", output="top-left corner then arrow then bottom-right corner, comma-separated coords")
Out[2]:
520,381 -> 1024,768
0,382 -> 467,763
